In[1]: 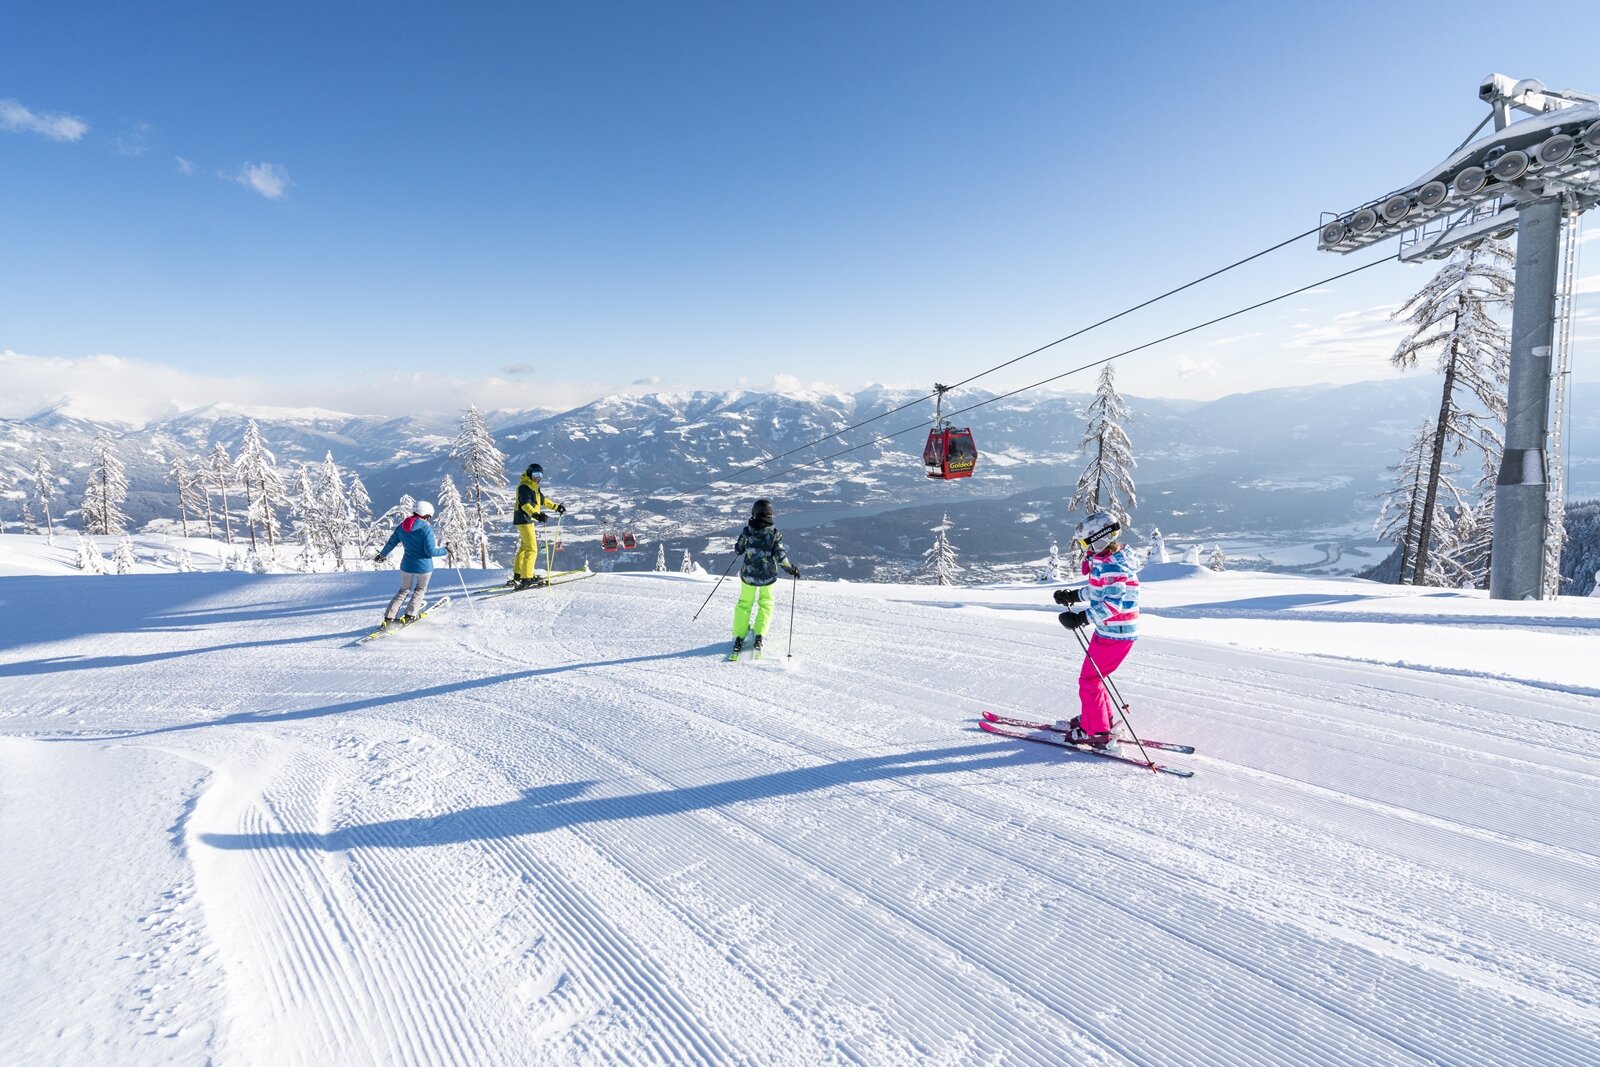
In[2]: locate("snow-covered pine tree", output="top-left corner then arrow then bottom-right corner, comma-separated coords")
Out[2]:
235,420 -> 289,554
33,453 -> 57,543
1208,545 -> 1227,572
75,532 -> 101,572
81,432 -> 129,535
167,453 -> 206,539
292,465 -> 325,571
923,513 -> 962,586
112,536 -> 137,574
655,543 -> 668,572
346,472 -> 376,556
208,443 -> 236,544
315,453 -> 352,569
1069,362 -> 1137,521
1559,500 -> 1600,596
451,405 -> 509,568
1039,539 -> 1061,582
680,549 -> 694,574
1389,238 -> 1512,585
1149,527 -> 1170,564
20,500 -> 39,535
435,476 -> 473,568
176,547 -> 194,573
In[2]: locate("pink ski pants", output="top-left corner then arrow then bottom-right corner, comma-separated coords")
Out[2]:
1078,634 -> 1134,734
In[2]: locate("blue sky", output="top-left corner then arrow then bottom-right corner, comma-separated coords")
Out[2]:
2,1 -> 1597,419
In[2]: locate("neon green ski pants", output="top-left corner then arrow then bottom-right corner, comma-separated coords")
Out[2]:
733,580 -> 775,638
513,524 -> 540,580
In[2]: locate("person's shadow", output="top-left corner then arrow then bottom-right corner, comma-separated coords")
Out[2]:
199,740 -> 1049,853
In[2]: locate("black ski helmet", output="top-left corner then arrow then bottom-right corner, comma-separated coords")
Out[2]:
751,498 -> 774,522
525,463 -> 543,479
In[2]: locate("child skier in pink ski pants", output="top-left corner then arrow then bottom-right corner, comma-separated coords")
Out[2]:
1054,513 -> 1140,744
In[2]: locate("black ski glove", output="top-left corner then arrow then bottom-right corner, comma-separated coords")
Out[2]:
1058,610 -> 1089,631
534,512 -> 548,524
1053,587 -> 1081,606
785,563 -> 800,578
373,553 -> 387,564
555,503 -> 566,515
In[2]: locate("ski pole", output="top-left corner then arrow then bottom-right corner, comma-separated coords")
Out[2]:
787,571 -> 797,659
1072,626 -> 1156,768
691,553 -> 740,621
453,564 -> 476,608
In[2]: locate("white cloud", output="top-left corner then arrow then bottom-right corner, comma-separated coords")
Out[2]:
230,161 -> 292,200
0,97 -> 88,141
1203,331 -> 1263,349
1575,273 -> 1600,295
175,156 -> 195,176
1176,355 -> 1220,378
0,350 -> 678,429
115,121 -> 152,157
1283,303 -> 1410,373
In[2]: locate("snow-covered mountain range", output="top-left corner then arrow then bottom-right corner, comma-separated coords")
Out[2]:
3,380 -> 1597,579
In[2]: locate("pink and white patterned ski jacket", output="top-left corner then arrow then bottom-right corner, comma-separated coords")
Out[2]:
1081,545 -> 1140,641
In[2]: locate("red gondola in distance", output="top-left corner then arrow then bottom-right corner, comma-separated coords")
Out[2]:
621,531 -> 637,550
923,382 -> 978,479
602,533 -> 619,552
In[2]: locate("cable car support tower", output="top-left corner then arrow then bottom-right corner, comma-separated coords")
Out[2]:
1319,74 -> 1600,599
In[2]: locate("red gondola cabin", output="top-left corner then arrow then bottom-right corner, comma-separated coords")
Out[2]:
602,533 -> 619,552
621,532 -> 637,550
923,426 -> 978,479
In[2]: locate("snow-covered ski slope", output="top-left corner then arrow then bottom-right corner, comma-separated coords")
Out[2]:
2,563 -> 1598,1066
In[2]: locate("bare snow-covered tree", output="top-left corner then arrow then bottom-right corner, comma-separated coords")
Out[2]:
924,513 -> 962,586
1376,420 -> 1433,584
1069,362 -> 1137,521
33,453 -> 57,543
451,405 -> 509,568
435,476 -> 474,567
81,432 -> 129,535
655,543 -> 668,572
168,453 -> 206,539
1207,545 -> 1227,572
112,536 -> 137,574
1389,238 -> 1512,585
207,443 -> 236,545
235,420 -> 289,553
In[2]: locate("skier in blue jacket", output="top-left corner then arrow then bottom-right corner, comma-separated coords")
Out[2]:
375,500 -> 449,625
729,498 -> 800,658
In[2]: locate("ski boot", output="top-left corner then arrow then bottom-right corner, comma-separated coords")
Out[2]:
515,577 -> 545,591
401,614 -> 418,625
380,617 -> 397,629
1059,716 -> 1117,749
728,635 -> 744,661
752,634 -> 765,660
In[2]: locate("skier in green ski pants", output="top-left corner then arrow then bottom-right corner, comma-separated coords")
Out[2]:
729,498 -> 800,658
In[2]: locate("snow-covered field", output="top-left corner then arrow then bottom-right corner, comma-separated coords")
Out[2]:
3,545 -> 1599,1065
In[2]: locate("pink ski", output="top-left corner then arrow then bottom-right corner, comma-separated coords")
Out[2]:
979,719 -> 1194,778
982,711 -> 1194,753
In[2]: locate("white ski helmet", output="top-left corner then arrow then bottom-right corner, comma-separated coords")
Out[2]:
414,500 -> 436,518
1076,511 -> 1120,553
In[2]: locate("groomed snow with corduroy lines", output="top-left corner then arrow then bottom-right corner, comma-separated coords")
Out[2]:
3,546 -> 1599,1066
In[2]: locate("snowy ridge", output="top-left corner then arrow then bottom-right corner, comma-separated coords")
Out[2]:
2,564 -> 1599,1064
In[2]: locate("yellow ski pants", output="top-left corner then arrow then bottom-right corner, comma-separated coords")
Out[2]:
514,524 -> 540,580
733,580 -> 775,638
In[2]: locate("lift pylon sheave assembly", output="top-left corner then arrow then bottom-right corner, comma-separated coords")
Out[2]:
922,383 -> 979,480
1317,74 -> 1600,600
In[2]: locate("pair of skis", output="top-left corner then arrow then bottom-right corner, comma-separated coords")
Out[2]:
355,596 -> 452,643
979,712 -> 1195,778
727,642 -> 768,662
474,568 -> 595,599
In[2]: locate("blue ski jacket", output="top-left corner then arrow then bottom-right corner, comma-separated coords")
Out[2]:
381,515 -> 449,574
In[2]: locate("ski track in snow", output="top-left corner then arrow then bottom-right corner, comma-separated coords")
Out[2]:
2,569 -> 1598,1065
